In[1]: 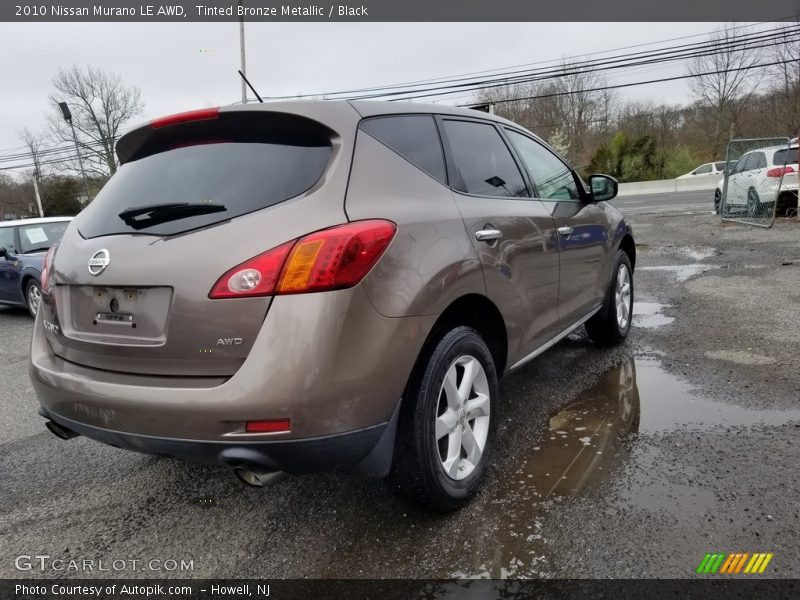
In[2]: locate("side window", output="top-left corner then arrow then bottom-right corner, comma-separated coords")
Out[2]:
0,227 -> 16,253
714,162 -> 726,171
360,115 -> 446,184
753,152 -> 767,170
441,120 -> 528,198
505,129 -> 580,201
694,164 -> 712,174
734,155 -> 749,173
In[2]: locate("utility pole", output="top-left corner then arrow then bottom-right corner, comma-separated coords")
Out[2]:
239,0 -> 247,104
31,152 -> 44,218
58,101 -> 91,205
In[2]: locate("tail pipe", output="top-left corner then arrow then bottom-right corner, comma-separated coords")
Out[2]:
45,420 -> 81,441
233,466 -> 283,488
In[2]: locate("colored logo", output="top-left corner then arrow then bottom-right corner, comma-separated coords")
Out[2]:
696,552 -> 773,574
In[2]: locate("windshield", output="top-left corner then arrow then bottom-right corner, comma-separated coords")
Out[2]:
19,221 -> 69,253
77,137 -> 331,238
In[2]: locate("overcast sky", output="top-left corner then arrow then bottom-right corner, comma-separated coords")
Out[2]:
0,22 -> 738,171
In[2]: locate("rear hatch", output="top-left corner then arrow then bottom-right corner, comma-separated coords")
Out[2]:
773,145 -> 799,190
41,105 -> 355,377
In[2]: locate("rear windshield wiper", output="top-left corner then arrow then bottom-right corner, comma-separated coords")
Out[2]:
118,202 -> 227,230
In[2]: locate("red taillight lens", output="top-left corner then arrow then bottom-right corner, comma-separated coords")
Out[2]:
208,241 -> 294,299
277,220 -> 396,294
245,419 -> 290,433
208,220 -> 396,299
40,245 -> 57,292
151,107 -> 219,129
766,166 -> 795,178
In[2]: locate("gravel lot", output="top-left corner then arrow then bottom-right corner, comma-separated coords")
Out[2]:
1,189 -> 799,579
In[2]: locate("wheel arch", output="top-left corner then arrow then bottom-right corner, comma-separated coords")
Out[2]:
421,294 -> 508,376
618,233 -> 636,271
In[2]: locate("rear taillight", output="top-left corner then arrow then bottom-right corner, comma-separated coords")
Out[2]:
208,241 -> 294,299
766,166 -> 796,178
150,107 -> 219,129
40,244 -> 57,293
208,220 -> 397,299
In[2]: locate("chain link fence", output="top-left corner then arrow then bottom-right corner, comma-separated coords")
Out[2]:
719,137 -> 795,228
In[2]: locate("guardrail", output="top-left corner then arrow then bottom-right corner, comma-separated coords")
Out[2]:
617,173 -> 720,197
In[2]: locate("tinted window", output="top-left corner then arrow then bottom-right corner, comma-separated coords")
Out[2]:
78,138 -> 331,238
441,120 -> 528,198
752,152 -> 767,170
694,164 -> 712,174
0,227 -> 15,253
733,155 -> 749,173
773,147 -> 799,166
714,162 -> 726,171
506,130 -> 580,200
360,116 -> 446,183
19,221 -> 69,253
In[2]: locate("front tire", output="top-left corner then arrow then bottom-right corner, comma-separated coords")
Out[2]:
714,189 -> 721,214
386,326 -> 499,512
585,250 -> 633,346
26,280 -> 42,318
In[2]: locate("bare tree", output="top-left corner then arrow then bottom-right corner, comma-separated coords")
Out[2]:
767,25 -> 800,136
688,24 -> 763,155
48,65 -> 144,179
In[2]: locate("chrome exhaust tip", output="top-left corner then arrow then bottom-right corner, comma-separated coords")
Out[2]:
233,466 -> 282,488
45,420 -> 80,441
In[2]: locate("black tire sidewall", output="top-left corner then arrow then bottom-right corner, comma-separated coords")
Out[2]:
414,327 -> 499,503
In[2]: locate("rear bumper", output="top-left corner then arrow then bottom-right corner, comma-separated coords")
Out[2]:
30,286 -> 435,442
40,405 -> 398,476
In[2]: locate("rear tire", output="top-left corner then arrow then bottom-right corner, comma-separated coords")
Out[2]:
585,250 -> 633,346
714,189 -> 721,214
385,326 -> 499,512
747,188 -> 761,217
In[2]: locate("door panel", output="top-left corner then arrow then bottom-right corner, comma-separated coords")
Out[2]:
503,129 -> 609,328
0,227 -> 20,303
453,194 -> 560,363
548,201 -> 608,326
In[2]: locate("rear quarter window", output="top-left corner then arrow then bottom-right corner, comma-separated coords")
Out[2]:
359,115 -> 447,184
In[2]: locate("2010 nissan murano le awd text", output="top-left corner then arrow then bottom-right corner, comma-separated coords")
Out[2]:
30,101 -> 635,512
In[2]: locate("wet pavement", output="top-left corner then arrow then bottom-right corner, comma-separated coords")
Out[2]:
1,189 -> 799,579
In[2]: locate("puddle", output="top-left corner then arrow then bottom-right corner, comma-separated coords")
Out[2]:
633,302 -> 674,329
637,264 -> 719,281
452,356 -> 800,578
515,356 -> 800,498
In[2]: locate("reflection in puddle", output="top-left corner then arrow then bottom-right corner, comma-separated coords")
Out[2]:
633,302 -> 674,329
638,264 -> 718,281
525,357 -> 800,497
454,356 -> 800,578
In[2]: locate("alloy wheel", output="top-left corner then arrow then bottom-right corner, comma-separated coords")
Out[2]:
435,355 -> 491,481
615,264 -> 632,330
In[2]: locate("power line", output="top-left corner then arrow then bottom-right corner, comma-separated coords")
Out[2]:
263,21 -> 798,101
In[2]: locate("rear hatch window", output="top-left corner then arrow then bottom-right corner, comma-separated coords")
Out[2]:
773,147 -> 799,167
78,111 -> 333,238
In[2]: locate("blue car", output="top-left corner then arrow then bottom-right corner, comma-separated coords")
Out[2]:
0,217 -> 72,316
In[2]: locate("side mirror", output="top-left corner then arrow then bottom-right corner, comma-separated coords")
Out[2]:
589,174 -> 618,202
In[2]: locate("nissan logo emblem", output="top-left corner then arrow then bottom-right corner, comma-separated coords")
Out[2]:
88,249 -> 110,276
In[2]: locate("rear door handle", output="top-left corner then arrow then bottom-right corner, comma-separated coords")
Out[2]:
557,226 -> 574,237
475,229 -> 503,242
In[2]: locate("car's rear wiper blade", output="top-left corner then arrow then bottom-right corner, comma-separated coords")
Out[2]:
118,202 -> 226,230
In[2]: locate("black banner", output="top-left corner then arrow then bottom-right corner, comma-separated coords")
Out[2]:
3,579 -> 800,600
3,0 -> 800,22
